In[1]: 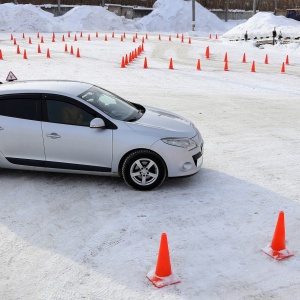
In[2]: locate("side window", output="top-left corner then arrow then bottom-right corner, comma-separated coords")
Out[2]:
0,98 -> 39,121
46,100 -> 95,126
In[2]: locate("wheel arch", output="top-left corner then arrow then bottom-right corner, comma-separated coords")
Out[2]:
118,148 -> 168,177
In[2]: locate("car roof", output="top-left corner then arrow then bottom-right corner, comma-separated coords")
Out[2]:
0,80 -> 93,97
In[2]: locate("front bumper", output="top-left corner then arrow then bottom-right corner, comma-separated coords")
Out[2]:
150,138 -> 204,177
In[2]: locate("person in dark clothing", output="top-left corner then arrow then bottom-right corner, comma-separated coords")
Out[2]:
272,27 -> 277,45
244,31 -> 248,41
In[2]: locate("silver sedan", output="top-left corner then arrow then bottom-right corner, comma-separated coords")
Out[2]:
0,80 -> 203,190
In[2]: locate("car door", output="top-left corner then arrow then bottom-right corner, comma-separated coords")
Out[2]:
41,94 -> 113,172
0,93 -> 45,167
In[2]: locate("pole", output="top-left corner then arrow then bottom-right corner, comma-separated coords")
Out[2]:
225,0 -> 229,22
102,0 -> 105,7
58,0 -> 61,15
274,0 -> 278,10
192,0 -> 195,31
253,0 -> 257,15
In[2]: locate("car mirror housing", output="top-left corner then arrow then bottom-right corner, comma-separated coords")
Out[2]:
90,118 -> 105,128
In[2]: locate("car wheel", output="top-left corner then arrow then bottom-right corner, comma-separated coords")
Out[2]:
122,150 -> 167,191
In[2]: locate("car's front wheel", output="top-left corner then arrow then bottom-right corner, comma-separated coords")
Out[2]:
122,150 -> 167,191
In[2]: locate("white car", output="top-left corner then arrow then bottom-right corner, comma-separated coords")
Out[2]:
0,80 -> 203,190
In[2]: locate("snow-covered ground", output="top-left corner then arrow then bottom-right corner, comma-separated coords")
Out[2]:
1,1 -> 300,299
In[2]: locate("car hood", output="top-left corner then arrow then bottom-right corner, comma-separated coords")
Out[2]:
125,105 -> 197,138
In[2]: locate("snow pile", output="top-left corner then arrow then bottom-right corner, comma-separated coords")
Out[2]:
136,0 -> 224,33
0,3 -> 135,32
222,12 -> 300,39
54,6 -> 128,32
0,3 -> 55,32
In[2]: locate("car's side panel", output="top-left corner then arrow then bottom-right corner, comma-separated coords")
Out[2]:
0,116 -> 45,165
42,122 -> 113,171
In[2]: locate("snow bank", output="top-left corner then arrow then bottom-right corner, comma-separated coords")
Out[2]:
222,12 -> 300,39
0,3 -> 55,32
54,6 -> 128,32
0,3 -> 135,32
136,0 -> 224,34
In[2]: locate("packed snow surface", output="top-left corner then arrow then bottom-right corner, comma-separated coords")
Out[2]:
1,0 -> 300,299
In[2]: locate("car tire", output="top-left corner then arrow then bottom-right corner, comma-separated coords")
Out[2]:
122,150 -> 167,191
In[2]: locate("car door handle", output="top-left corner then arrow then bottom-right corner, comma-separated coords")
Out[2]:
46,132 -> 61,139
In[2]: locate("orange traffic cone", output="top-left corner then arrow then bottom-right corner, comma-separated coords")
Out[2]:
224,52 -> 228,62
123,32 -> 126,38
158,34 -> 161,41
96,32 -> 99,38
242,53 -> 246,63
16,45 -> 21,54
112,32 -> 114,38
281,62 -> 285,73
68,31 -> 70,38
146,33 -> 148,40
88,34 -> 91,41
251,61 -> 256,72
133,36 -> 136,43
76,48 -> 80,58
142,36 -> 145,43
264,54 -> 269,64
104,35 -> 108,41
224,61 -> 229,71
209,33 -> 212,39
120,36 -> 124,42
37,44 -> 41,53
125,54 -> 129,65
64,44 -> 68,52
14,38 -> 17,45
10,34 -> 13,40
80,31 -> 83,38
23,49 -> 27,59
144,57 -> 148,69
196,59 -> 201,70
47,48 -> 51,58
215,34 -> 218,39
121,56 -> 126,68
74,34 -> 77,41
285,55 -> 289,65
169,58 -> 174,70
52,35 -> 55,43
28,37 -> 32,44
37,32 -> 40,38
41,36 -> 44,43
262,211 -> 294,260
62,35 -> 65,42
146,233 -> 180,288
188,37 -> 191,44
176,33 -> 179,38
0,50 -> 3,60
181,34 -> 184,43
205,46 -> 210,59
135,33 -> 138,39
22,33 -> 25,39
70,45 -> 74,55
169,35 -> 171,42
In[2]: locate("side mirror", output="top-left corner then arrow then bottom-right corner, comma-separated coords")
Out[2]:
90,118 -> 105,128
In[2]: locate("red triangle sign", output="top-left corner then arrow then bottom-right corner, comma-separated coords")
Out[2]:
6,71 -> 17,81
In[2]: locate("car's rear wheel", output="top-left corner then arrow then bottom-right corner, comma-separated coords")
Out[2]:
122,150 -> 167,191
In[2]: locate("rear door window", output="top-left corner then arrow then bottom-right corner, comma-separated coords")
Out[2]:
0,94 -> 41,121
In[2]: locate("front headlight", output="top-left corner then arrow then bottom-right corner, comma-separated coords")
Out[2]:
162,138 -> 197,151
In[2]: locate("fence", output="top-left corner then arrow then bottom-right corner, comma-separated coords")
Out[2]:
1,0 -> 299,10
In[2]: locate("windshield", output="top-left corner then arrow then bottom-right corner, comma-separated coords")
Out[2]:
78,85 -> 144,121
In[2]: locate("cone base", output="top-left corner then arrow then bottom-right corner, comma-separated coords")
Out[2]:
146,269 -> 180,288
262,244 -> 294,260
